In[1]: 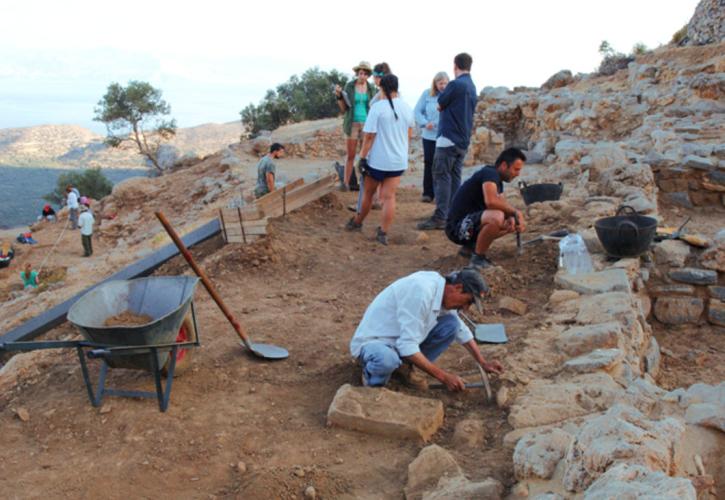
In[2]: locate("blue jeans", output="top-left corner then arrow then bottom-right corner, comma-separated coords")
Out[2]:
432,146 -> 467,221
358,314 -> 459,387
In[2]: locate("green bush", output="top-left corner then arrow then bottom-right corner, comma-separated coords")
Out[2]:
44,168 -> 113,205
671,25 -> 688,45
241,67 -> 349,137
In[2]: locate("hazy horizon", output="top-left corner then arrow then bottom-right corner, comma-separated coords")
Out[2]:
1,0 -> 699,134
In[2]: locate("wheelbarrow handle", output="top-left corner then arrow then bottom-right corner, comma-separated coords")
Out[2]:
0,340 -> 92,352
155,212 -> 254,352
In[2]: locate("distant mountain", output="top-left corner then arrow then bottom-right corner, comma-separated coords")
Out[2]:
0,122 -> 244,168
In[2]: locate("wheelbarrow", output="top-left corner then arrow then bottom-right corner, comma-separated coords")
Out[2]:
0,276 -> 200,412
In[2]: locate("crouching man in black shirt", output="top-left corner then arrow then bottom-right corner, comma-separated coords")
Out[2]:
445,148 -> 527,270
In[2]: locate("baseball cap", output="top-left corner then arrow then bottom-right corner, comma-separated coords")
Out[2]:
447,267 -> 489,313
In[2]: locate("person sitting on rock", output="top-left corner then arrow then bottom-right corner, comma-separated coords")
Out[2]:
254,143 -> 286,198
445,148 -> 527,270
350,268 -> 503,391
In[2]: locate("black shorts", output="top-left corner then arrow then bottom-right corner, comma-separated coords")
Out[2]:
445,211 -> 484,246
363,165 -> 404,182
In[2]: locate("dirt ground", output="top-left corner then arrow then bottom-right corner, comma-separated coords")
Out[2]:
0,186 -> 562,499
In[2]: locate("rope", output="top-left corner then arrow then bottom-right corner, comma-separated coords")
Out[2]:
37,215 -> 71,276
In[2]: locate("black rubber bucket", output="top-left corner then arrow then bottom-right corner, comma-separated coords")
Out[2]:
519,181 -> 563,205
594,206 -> 657,258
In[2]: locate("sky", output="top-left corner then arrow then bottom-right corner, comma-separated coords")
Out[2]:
0,0 -> 700,134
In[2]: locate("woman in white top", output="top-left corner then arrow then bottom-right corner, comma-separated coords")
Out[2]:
345,74 -> 415,245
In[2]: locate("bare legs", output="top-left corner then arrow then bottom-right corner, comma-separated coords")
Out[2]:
475,210 -> 515,255
344,138 -> 358,187
354,176 -> 401,233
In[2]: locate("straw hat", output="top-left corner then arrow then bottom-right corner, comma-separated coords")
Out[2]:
352,61 -> 372,74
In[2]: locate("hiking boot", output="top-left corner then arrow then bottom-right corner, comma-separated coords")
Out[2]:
458,245 -> 473,258
420,195 -> 433,203
394,363 -> 428,390
375,227 -> 388,246
470,253 -> 494,270
345,217 -> 362,231
416,217 -> 446,230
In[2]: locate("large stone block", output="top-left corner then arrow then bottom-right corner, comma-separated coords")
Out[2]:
653,239 -> 690,267
683,154 -> 715,171
422,476 -> 503,500
563,349 -> 623,374
707,299 -> 725,326
583,463 -> 695,500
327,384 -> 444,441
576,292 -> 633,325
514,428 -> 573,480
557,322 -> 621,357
653,297 -> 704,324
669,267 -> 717,285
563,404 -> 685,492
555,269 -> 630,295
685,403 -> 725,433
405,445 -> 462,500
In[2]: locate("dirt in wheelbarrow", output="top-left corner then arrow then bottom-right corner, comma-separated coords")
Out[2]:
103,311 -> 154,327
0,189 -> 562,499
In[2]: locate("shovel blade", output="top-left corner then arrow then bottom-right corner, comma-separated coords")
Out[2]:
247,342 -> 289,360
474,324 -> 508,344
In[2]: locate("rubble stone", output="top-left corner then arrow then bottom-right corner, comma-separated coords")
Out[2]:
499,296 -> 528,315
327,384 -> 444,441
669,267 -> 717,285
563,349 -> 623,374
451,418 -> 486,449
707,299 -> 725,326
707,285 -> 725,300
514,428 -> 573,480
583,463 -> 696,500
405,445 -> 462,500
554,269 -> 630,295
556,322 -> 621,357
575,292 -> 633,325
653,297 -> 704,324
653,239 -> 691,267
685,403 -> 725,432
422,476 -> 503,500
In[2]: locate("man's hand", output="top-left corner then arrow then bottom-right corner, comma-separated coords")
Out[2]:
482,360 -> 504,375
440,372 -> 466,392
425,122 -> 435,130
514,210 -> 526,232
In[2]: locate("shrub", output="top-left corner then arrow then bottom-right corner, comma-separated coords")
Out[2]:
44,168 -> 113,205
671,25 -> 688,45
241,67 -> 349,137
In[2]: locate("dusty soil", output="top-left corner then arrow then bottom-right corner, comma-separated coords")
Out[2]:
103,311 -> 154,327
0,186 -> 560,499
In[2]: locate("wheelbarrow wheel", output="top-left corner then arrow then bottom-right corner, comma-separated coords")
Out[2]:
162,312 -> 195,377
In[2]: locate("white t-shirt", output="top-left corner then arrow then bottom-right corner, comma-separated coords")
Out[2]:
363,97 -> 415,171
67,191 -> 79,209
78,211 -> 94,235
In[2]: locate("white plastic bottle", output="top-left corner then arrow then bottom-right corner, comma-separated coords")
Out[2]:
558,234 -> 593,275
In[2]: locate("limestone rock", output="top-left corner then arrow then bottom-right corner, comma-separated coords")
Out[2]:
499,296 -> 528,315
707,285 -> 725,301
684,0 -> 725,46
514,428 -> 573,480
557,322 -> 621,357
668,267 -> 717,285
583,463 -> 695,500
708,299 -> 725,326
422,476 -> 503,500
554,269 -> 630,295
699,242 -> 725,272
405,445 -> 462,500
649,284 -> 696,296
548,290 -> 580,308
653,297 -> 704,324
685,403 -> 725,432
327,384 -> 444,441
683,154 -> 715,170
451,418 -> 486,449
563,349 -> 623,374
643,337 -> 661,378
542,70 -> 574,90
653,239 -> 690,267
575,292 -> 633,325
562,404 -> 685,492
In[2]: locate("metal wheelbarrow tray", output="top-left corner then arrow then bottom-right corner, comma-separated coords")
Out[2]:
0,276 -> 201,412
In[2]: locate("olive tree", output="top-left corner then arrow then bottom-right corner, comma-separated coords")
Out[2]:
94,81 -> 177,172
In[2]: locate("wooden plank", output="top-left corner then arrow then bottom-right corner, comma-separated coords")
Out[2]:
220,206 -> 264,221
0,219 -> 222,345
218,209 -> 228,243
222,225 -> 267,236
254,178 -> 305,209
261,174 -> 336,218
226,234 -> 261,244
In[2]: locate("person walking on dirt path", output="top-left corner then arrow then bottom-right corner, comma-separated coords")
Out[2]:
335,61 -> 376,192
66,185 -> 80,229
446,148 -> 527,270
350,268 -> 504,390
254,143 -> 286,198
344,74 -> 415,246
78,205 -> 95,257
20,262 -> 40,289
417,53 -> 477,230
415,71 -> 449,204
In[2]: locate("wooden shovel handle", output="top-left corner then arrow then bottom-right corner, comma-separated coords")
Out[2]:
155,212 -> 253,349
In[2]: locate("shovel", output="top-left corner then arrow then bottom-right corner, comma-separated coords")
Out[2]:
521,229 -> 570,247
460,312 -> 508,344
156,212 -> 289,360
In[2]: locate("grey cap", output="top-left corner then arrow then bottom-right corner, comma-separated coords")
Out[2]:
447,267 -> 489,313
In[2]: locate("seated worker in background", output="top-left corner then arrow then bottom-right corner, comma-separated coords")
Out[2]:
445,148 -> 527,270
350,268 -> 503,391
20,262 -> 39,289
254,143 -> 286,198
40,204 -> 56,222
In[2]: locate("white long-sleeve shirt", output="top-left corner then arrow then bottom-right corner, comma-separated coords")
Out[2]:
67,191 -> 79,209
350,271 -> 473,358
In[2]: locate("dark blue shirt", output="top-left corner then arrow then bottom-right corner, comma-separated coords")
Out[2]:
447,166 -> 503,223
436,73 -> 477,150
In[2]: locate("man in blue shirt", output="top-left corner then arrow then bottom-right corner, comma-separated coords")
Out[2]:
418,53 -> 478,230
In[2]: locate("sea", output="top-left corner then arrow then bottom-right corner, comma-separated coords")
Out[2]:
0,166 -> 149,230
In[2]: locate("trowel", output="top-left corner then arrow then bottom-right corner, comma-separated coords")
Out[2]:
460,312 -> 508,344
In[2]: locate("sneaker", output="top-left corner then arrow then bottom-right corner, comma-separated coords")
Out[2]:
416,217 -> 446,230
345,217 -> 362,231
420,195 -> 433,203
347,203 -> 358,212
375,227 -> 388,245
470,253 -> 494,270
458,246 -> 473,258
394,363 -> 428,390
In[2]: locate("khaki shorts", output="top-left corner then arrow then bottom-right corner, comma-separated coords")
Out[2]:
346,121 -> 364,140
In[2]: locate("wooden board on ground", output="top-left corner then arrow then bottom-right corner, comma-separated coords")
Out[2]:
255,178 -> 305,214
261,174 -> 337,218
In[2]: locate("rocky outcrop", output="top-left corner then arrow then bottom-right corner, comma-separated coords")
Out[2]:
684,0 -> 725,46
